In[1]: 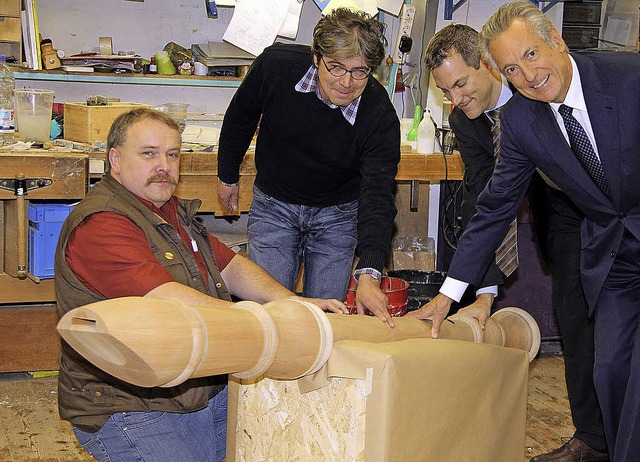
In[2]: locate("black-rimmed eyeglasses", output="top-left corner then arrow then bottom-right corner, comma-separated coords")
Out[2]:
320,57 -> 371,80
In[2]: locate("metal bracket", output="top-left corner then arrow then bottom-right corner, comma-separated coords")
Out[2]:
0,177 -> 53,195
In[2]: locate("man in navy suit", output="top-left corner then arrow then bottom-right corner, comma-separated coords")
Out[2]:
408,3 -> 640,461
423,22 -> 606,462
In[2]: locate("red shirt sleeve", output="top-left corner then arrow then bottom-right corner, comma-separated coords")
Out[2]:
65,211 -> 237,298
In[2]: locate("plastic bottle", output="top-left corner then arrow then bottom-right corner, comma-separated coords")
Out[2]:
416,109 -> 436,154
149,56 -> 158,74
407,105 -> 421,142
0,55 -> 16,145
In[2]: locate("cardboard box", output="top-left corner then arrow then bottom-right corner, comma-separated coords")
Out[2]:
63,102 -> 151,144
228,338 -> 529,462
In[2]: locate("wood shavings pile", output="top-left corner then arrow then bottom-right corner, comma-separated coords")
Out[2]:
234,377 -> 368,461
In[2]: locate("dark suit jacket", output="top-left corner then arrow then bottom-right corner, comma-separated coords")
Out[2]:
447,51 -> 640,313
448,107 -> 505,289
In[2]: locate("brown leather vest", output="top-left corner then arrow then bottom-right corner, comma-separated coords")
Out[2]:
54,175 -> 231,432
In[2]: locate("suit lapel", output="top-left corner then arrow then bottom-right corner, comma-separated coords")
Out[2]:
573,53 -> 620,207
530,101 -> 608,204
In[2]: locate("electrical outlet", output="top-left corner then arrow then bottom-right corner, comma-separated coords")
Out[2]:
393,4 -> 416,63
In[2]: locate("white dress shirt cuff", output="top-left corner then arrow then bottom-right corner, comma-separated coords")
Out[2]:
439,277 -> 469,302
476,285 -> 498,297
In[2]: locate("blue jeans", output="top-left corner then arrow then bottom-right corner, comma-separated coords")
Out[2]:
73,386 -> 227,462
248,186 -> 358,300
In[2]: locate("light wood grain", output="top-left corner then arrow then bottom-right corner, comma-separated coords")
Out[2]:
0,353 -> 574,461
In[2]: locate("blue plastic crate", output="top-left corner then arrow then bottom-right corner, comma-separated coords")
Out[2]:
28,203 -> 75,278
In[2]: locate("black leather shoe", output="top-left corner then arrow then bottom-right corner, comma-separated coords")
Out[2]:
530,437 -> 609,462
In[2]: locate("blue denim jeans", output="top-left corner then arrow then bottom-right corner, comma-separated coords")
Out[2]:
248,186 -> 358,300
73,386 -> 227,462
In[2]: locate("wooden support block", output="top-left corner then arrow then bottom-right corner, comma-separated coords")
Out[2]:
0,303 -> 60,372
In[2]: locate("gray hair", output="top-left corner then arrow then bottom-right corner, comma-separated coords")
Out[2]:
311,8 -> 387,68
106,107 -> 179,173
479,1 -> 555,69
424,24 -> 481,72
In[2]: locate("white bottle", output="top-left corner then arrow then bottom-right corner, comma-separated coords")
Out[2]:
416,110 -> 436,154
0,55 -> 16,145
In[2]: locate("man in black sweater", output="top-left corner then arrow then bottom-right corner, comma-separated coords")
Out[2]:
218,8 -> 400,326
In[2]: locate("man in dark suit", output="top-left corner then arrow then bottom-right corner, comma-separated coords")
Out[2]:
422,22 -> 607,462
423,24 -> 507,320
408,3 -> 640,461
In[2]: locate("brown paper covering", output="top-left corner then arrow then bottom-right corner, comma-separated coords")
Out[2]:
227,338 -> 529,461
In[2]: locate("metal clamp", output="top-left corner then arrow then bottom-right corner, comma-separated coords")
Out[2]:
0,177 -> 53,195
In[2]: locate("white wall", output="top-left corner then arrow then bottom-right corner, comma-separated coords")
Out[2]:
20,1 -> 326,113
22,0 -> 406,116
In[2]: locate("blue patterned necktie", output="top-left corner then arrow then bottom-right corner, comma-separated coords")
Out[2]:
558,104 -> 610,196
488,108 -> 519,277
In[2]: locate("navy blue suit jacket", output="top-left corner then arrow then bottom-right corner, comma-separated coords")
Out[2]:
448,107 -> 505,289
447,51 -> 640,313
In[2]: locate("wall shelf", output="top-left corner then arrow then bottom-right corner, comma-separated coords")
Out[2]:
14,70 -> 243,88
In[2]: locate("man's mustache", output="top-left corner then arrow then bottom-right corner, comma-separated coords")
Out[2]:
146,174 -> 177,186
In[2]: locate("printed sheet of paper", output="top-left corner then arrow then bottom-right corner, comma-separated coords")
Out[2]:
322,0 -> 378,17
278,0 -> 304,39
216,0 -> 237,6
377,0 -> 404,15
223,0 -> 290,57
603,18 -> 632,47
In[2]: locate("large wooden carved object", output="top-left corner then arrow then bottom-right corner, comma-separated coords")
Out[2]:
57,297 -> 540,388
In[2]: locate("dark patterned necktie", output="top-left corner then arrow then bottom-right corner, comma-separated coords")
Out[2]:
558,104 -> 610,196
488,108 -> 519,277
488,109 -> 501,162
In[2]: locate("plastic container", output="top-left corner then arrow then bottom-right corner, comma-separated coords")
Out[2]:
164,102 -> 189,133
344,276 -> 409,317
28,202 -> 75,278
416,110 -> 436,154
155,51 -> 176,75
0,55 -> 15,145
14,89 -> 55,144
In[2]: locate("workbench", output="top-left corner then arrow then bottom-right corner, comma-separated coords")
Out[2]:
0,148 -> 462,371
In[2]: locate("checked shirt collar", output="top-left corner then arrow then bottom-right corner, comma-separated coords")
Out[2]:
295,64 -> 361,126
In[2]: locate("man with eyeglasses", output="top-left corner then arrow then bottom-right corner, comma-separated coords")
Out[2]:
217,8 -> 401,326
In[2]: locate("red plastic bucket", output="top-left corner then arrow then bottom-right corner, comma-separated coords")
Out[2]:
344,276 -> 409,317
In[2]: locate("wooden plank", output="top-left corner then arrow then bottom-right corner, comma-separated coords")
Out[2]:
0,152 -> 89,200
0,0 -> 22,17
0,304 -> 61,372
175,174 -> 254,215
0,204 -> 4,274
0,273 -> 56,303
396,152 -> 464,181
179,151 -> 257,176
525,354 -> 574,460
0,376 -> 93,461
2,200 -> 24,278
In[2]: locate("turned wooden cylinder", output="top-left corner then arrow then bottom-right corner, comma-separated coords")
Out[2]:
57,297 -> 278,388
58,297 -> 541,388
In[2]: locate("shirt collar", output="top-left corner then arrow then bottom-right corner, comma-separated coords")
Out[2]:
549,55 -> 587,113
486,76 -> 513,113
295,64 -> 361,126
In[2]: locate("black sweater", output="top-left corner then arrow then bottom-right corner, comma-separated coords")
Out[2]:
218,43 -> 400,271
